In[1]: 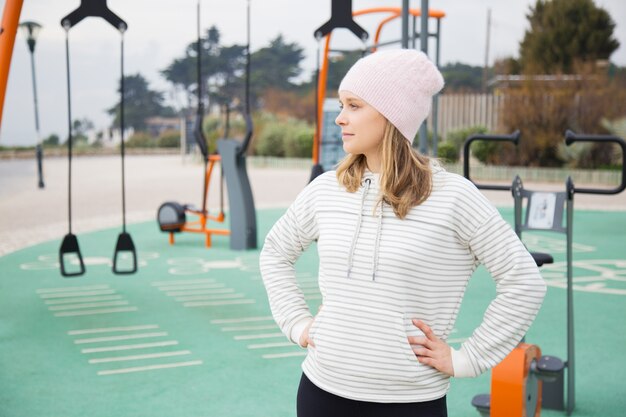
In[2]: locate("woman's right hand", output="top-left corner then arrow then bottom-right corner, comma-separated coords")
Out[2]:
299,319 -> 316,348
299,304 -> 323,348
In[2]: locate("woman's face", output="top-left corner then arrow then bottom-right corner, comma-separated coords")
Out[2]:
335,91 -> 386,159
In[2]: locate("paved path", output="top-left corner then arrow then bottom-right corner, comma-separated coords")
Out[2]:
1,155 -> 624,256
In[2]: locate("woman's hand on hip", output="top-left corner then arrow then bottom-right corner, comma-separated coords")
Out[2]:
299,320 -> 316,348
299,305 -> 322,348
407,319 -> 454,376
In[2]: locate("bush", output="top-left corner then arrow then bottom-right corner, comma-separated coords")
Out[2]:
284,124 -> 314,158
255,122 -> 286,157
437,142 -> 459,163
157,129 -> 180,148
445,126 -> 489,149
126,132 -> 155,148
498,66 -> 626,167
253,114 -> 314,158
444,126 -> 497,163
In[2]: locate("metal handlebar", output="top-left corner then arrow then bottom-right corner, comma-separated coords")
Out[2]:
565,130 -> 626,195
462,130 -> 521,191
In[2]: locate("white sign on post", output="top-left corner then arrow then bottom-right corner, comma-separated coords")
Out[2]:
528,192 -> 557,229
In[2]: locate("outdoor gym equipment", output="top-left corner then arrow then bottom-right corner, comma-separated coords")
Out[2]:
310,3 -> 445,181
157,0 -> 256,250
58,0 -> 137,277
464,130 -> 626,417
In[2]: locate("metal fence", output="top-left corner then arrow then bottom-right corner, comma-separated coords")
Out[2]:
428,94 -> 504,140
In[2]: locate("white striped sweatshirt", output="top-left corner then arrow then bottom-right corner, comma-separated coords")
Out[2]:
260,165 -> 546,403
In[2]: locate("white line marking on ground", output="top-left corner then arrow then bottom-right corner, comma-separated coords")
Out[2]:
45,295 -> 124,305
176,293 -> 245,302
234,333 -> 284,341
40,290 -> 117,299
68,325 -> 159,335
89,350 -> 192,364
165,286 -> 228,296
262,352 -> 307,359
49,301 -> 130,311
150,279 -> 216,286
158,283 -> 228,291
247,342 -> 293,349
222,324 -> 278,332
36,285 -> 110,294
173,289 -> 236,301
74,332 -> 168,344
97,360 -> 203,376
183,299 -> 255,307
210,316 -> 274,324
82,341 -> 179,353
54,307 -> 138,317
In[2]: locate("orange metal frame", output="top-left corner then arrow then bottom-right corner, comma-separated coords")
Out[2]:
167,154 -> 230,248
0,0 -> 25,130
491,343 -> 542,417
313,7 -> 446,164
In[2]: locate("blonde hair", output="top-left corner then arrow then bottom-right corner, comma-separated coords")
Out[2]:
336,122 -> 432,219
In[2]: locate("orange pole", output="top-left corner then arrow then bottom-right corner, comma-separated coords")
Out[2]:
0,0 -> 25,132
314,33 -> 332,165
354,7 -> 445,19
372,13 -> 401,52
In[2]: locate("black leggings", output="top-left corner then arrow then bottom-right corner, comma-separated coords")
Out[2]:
297,373 -> 448,417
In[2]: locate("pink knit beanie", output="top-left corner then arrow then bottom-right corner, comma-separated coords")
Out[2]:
338,49 -> 444,144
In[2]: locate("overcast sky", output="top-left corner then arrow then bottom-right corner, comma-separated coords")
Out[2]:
1,0 -> 625,146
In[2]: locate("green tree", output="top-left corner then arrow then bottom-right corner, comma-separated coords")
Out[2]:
209,44 -> 247,107
250,35 -> 305,93
63,118 -> 93,145
520,0 -> 620,74
42,133 -> 59,146
440,62 -> 483,92
161,26 -> 224,109
108,73 -> 174,131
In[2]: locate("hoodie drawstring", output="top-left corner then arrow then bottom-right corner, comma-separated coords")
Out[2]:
371,202 -> 383,281
347,178 -> 383,281
346,178 -> 370,279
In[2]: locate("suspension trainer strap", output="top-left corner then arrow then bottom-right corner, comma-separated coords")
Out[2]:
120,32 -> 127,232
59,26 -> 85,277
65,29 -> 73,234
113,29 -> 137,275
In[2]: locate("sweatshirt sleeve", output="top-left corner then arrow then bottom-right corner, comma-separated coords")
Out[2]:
452,212 -> 547,378
259,182 -> 320,345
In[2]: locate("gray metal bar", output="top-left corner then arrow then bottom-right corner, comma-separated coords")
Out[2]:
418,0 -> 429,154
431,17 -> 441,156
401,0 -> 409,48
566,178 -> 575,415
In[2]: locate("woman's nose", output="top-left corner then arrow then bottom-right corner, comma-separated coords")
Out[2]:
335,110 -> 347,126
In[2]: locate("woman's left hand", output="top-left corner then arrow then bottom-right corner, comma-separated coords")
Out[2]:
407,319 -> 454,376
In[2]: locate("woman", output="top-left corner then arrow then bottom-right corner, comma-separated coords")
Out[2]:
260,49 -> 546,417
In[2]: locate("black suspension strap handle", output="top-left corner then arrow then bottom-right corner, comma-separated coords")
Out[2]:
462,130 -> 521,191
564,129 -> 626,195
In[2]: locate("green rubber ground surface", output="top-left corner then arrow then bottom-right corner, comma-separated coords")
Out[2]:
0,208 -> 624,416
